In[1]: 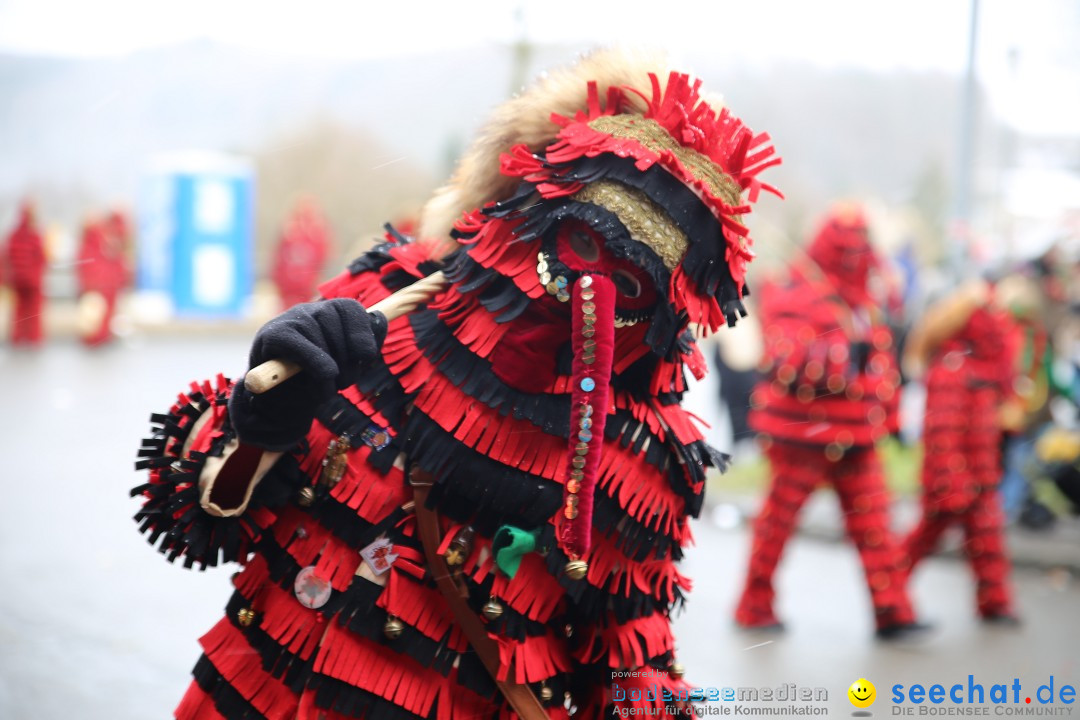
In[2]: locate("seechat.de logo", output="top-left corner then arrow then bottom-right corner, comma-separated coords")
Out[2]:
849,678 -> 877,715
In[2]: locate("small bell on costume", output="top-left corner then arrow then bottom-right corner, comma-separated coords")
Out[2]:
383,615 -> 404,639
564,559 -> 588,580
481,597 -> 504,621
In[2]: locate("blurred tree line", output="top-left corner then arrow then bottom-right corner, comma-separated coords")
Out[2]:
0,43 -> 1015,290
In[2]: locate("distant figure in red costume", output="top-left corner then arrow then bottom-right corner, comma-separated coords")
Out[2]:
734,205 -> 925,640
5,201 -> 48,346
77,211 -> 132,346
901,279 -> 1021,623
272,199 -> 331,310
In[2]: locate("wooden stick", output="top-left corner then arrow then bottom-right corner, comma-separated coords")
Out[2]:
244,271 -> 447,394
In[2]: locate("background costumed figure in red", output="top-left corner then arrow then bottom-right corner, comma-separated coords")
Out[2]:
4,201 -> 48,346
76,211 -> 132,346
130,51 -> 780,718
733,205 -> 924,639
901,280 -> 1021,623
272,199 -> 332,310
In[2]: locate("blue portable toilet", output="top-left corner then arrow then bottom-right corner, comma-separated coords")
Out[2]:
138,152 -> 255,318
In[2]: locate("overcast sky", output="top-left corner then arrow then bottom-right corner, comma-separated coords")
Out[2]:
1,0 -> 1077,134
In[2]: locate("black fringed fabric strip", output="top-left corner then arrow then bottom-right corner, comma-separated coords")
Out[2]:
400,409 -> 565,535
441,250 -> 533,323
346,239 -> 400,277
306,673 -> 436,720
590,491 -> 680,563
190,654 -> 270,720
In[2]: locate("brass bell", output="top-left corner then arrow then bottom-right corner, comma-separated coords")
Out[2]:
383,615 -> 404,639
481,598 -> 504,621
564,559 -> 588,581
443,526 -> 475,567
236,608 -> 256,627
297,487 -> 316,507
669,662 -> 686,680
539,685 -> 554,702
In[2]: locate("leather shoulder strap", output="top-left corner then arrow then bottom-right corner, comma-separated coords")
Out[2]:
408,467 -> 550,720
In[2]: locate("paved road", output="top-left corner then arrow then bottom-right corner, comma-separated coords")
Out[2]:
0,337 -> 1076,719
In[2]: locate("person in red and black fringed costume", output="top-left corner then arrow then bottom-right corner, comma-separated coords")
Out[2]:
900,280 -> 1021,624
733,205 -> 927,640
272,199 -> 332,311
4,201 -> 48,346
131,50 -> 780,719
76,211 -> 132,346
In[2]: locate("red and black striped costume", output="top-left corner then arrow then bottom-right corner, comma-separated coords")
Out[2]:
131,58 -> 781,719
4,203 -> 47,346
902,302 -> 1018,619
734,209 -> 917,633
76,212 -> 131,346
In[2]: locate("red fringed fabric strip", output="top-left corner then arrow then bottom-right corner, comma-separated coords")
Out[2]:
581,531 -> 692,605
650,401 -> 706,447
430,288 -> 510,359
331,460 -> 409,528
318,239 -> 437,304
386,241 -> 440,279
312,624 -> 455,718
296,421 -> 409,525
596,442 -> 686,536
397,357 -> 568,479
456,216 -> 548,300
175,681 -> 226,720
611,323 -> 652,374
254,581 -> 327,659
338,384 -> 396,432
318,268 -> 383,305
496,631 -> 574,684
380,323 -> 426,387
435,675 -> 501,720
200,620 -> 302,718
490,552 -> 566,622
573,611 -> 675,669
376,572 -> 467,650
311,536 -> 364,591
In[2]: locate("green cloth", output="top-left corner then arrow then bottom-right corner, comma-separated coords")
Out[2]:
492,525 -> 540,579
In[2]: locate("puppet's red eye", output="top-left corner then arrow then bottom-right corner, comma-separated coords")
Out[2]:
611,269 -> 642,298
568,230 -> 600,262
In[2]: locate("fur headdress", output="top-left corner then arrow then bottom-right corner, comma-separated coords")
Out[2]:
420,49 -> 671,247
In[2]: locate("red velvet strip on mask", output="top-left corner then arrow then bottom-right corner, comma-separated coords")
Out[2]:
558,274 -> 616,559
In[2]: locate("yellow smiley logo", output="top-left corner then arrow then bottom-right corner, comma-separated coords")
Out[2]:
848,678 -> 876,709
